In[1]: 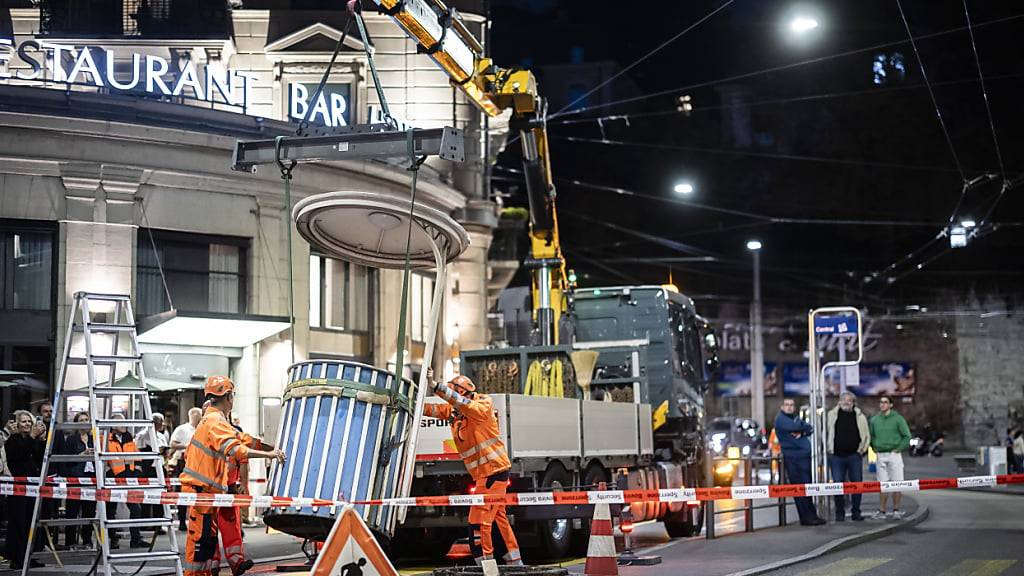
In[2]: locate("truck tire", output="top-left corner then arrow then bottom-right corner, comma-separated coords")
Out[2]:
664,460 -> 706,538
570,464 -> 609,555
663,503 -> 703,538
537,463 -> 574,559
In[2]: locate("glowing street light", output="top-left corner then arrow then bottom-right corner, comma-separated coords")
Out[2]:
961,219 -> 976,229
674,182 -> 694,195
746,240 -> 763,251
790,16 -> 819,33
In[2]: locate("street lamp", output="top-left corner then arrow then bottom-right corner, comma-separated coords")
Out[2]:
674,182 -> 695,195
747,240 -> 765,427
789,16 -> 819,33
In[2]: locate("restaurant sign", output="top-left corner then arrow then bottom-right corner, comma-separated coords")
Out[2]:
0,39 -> 255,107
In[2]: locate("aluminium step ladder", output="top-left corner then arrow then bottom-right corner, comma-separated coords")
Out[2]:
23,292 -> 184,576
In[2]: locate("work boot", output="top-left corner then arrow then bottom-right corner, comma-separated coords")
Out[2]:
233,559 -> 255,576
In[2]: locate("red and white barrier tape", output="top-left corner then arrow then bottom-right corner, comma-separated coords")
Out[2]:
0,476 -> 180,486
1,474 -> 1021,509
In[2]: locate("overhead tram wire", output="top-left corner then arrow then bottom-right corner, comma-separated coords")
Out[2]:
562,215 -> 887,304
963,0 -> 1007,179
494,165 -> 1004,229
547,72 -> 1024,128
895,0 -> 966,183
550,134 -> 971,174
550,0 -> 736,117
547,12 -> 1024,122
504,0 -> 735,148
963,0 -> 1011,240
866,1 -> 990,289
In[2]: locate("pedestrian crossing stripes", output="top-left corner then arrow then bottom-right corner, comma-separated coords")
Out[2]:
795,557 -> 892,576
937,560 -> 1017,576
792,558 -> 1018,576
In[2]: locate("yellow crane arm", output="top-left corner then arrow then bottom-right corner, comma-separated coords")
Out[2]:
370,0 -> 568,344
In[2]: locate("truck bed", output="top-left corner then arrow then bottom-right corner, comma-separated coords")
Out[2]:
415,394 -> 654,470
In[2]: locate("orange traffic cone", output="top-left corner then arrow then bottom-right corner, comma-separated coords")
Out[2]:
584,484 -> 618,576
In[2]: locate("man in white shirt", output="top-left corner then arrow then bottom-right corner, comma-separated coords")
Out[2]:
136,413 -> 171,531
169,408 -> 202,531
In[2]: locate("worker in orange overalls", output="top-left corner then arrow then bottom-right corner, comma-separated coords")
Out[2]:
106,413 -> 145,549
180,377 -> 285,576
212,415 -> 252,576
424,368 -> 522,566
769,427 -> 782,478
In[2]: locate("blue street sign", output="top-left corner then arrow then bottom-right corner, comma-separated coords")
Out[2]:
813,315 -> 859,335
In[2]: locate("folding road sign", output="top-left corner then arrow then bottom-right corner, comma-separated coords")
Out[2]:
310,506 -> 399,576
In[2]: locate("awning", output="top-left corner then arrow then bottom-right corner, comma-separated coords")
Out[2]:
113,374 -> 204,393
0,373 -> 49,391
137,311 -> 291,348
0,370 -> 32,387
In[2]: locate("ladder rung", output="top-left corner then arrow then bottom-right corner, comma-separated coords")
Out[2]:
106,518 -> 174,528
49,454 -> 95,463
96,419 -> 155,428
108,551 -> 181,563
31,549 -> 98,561
75,292 -> 132,302
65,387 -> 149,396
38,518 -> 96,527
75,323 -> 136,333
99,452 -> 162,461
68,354 -> 142,366
56,419 -> 154,430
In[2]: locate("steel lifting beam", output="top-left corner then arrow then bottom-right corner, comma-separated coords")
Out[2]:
231,125 -> 465,172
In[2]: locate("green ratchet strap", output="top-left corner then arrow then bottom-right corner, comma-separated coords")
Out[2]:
285,378 -> 412,412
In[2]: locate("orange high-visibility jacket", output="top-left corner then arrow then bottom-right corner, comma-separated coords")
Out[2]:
424,386 -> 510,481
107,431 -> 138,476
180,407 -> 260,494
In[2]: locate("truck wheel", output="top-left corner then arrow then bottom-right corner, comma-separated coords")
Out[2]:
537,463 -> 574,559
664,461 -> 706,538
664,504 -> 703,538
571,464 -> 609,555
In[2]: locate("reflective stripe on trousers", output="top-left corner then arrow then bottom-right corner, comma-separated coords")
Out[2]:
184,485 -> 218,576
467,477 -> 520,559
214,501 -> 248,570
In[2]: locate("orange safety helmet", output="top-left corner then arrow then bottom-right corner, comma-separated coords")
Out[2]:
205,375 -> 235,397
448,375 -> 476,396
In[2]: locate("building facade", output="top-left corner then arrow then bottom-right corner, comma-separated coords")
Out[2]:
0,3 -> 510,491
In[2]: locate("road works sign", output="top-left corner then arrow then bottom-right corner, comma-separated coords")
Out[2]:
311,506 -> 399,576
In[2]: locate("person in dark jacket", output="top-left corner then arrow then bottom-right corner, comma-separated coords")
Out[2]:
56,411 -> 97,549
5,410 -> 45,569
773,398 -> 825,526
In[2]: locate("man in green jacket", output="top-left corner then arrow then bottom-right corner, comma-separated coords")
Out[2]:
869,396 -> 911,519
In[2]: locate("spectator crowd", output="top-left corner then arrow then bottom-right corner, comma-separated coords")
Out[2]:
0,401 -> 191,570
774,393 -> 912,526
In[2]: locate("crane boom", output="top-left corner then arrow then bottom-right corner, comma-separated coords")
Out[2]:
368,0 -> 568,344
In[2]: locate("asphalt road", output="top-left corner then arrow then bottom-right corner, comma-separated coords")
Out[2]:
754,468 -> 1024,576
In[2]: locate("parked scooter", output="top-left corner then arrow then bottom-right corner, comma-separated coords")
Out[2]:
910,426 -> 945,457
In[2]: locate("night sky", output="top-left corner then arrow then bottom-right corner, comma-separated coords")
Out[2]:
487,0 -> 1024,315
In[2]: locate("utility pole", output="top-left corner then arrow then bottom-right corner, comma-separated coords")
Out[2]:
748,241 -> 765,426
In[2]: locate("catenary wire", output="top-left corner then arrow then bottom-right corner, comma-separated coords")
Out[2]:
548,12 -> 1024,121
962,0 -> 1006,179
549,134 -> 971,174
547,72 -> 1024,128
551,0 -> 736,116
